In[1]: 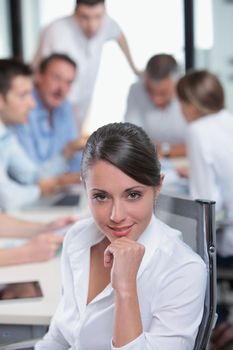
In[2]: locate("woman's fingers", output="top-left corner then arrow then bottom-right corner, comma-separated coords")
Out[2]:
104,245 -> 114,268
103,238 -> 145,292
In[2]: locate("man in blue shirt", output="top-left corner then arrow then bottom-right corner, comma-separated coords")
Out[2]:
14,53 -> 85,174
0,59 -> 80,210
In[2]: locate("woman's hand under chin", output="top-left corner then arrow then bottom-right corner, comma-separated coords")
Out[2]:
104,238 -> 145,295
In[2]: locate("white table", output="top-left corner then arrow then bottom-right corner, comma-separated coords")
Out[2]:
0,255 -> 61,346
0,257 -> 61,326
0,188 -> 89,346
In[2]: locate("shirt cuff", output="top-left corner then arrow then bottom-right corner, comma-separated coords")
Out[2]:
111,333 -> 145,350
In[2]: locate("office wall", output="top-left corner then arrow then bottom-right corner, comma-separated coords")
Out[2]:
211,0 -> 233,112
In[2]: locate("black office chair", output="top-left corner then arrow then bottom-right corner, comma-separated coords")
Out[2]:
1,194 -> 217,350
215,220 -> 233,308
156,193 -> 217,350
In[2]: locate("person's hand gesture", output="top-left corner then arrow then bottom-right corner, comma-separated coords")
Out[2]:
104,238 -> 145,295
25,233 -> 64,262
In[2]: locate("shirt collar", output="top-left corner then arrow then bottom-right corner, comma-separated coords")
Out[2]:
68,214 -> 164,278
67,215 -> 179,311
137,214 -> 164,278
71,13 -> 108,43
33,86 -> 48,110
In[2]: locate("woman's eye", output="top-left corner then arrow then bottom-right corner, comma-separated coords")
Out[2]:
128,192 -> 141,200
92,193 -> 107,202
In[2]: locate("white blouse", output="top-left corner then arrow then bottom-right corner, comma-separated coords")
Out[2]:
36,215 -> 206,350
187,109 -> 233,256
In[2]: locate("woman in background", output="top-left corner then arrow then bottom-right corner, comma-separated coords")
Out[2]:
177,70 -> 233,350
36,122 -> 206,350
177,70 -> 233,261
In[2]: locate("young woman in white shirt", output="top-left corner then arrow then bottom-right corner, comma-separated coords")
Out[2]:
177,70 -> 233,261
36,122 -> 206,350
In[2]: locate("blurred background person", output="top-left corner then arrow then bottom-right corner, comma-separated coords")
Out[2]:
0,59 -> 80,211
125,54 -> 187,158
177,70 -> 233,261
33,0 -> 140,129
13,54 -> 86,174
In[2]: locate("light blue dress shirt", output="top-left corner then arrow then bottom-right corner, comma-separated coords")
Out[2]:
0,121 -> 40,210
14,88 -> 82,174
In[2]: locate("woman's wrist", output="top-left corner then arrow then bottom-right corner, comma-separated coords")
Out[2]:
114,283 -> 138,300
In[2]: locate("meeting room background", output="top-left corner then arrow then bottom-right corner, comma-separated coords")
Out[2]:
1,0 -> 232,132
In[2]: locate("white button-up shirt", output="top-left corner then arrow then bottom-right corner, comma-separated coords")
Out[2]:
187,109 -> 233,257
33,15 -> 121,125
36,214 -> 206,350
0,121 -> 40,210
125,80 -> 187,144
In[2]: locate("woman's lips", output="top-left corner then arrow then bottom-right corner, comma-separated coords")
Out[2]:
108,224 -> 134,237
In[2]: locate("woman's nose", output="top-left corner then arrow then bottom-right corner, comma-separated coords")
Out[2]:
110,201 -> 126,223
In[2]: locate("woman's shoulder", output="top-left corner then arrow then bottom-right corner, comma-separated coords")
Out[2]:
155,218 -> 206,268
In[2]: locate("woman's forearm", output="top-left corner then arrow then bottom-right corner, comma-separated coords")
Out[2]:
113,287 -> 143,348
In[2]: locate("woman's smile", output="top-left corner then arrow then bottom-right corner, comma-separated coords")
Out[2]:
107,223 -> 135,237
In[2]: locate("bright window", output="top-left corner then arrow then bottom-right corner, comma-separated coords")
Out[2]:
0,0 -> 11,58
87,0 -> 184,132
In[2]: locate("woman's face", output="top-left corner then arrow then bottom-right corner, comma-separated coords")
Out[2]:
85,160 -> 160,242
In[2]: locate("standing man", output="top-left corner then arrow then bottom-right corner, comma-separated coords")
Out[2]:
14,54 -> 85,174
33,0 -> 139,126
125,54 -> 187,158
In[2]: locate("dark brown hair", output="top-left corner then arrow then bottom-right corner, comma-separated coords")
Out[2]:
0,59 -> 32,96
177,70 -> 225,115
146,54 -> 178,81
81,122 -> 161,187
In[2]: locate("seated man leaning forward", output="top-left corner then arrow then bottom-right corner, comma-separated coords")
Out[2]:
36,122 -> 206,350
125,54 -> 187,158
13,53 -> 87,174
0,59 -> 80,211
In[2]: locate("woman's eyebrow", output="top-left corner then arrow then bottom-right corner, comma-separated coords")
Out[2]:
124,186 -> 145,192
90,186 -> 145,193
90,188 -> 108,193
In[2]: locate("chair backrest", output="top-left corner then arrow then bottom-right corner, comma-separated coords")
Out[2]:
156,193 -> 216,350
